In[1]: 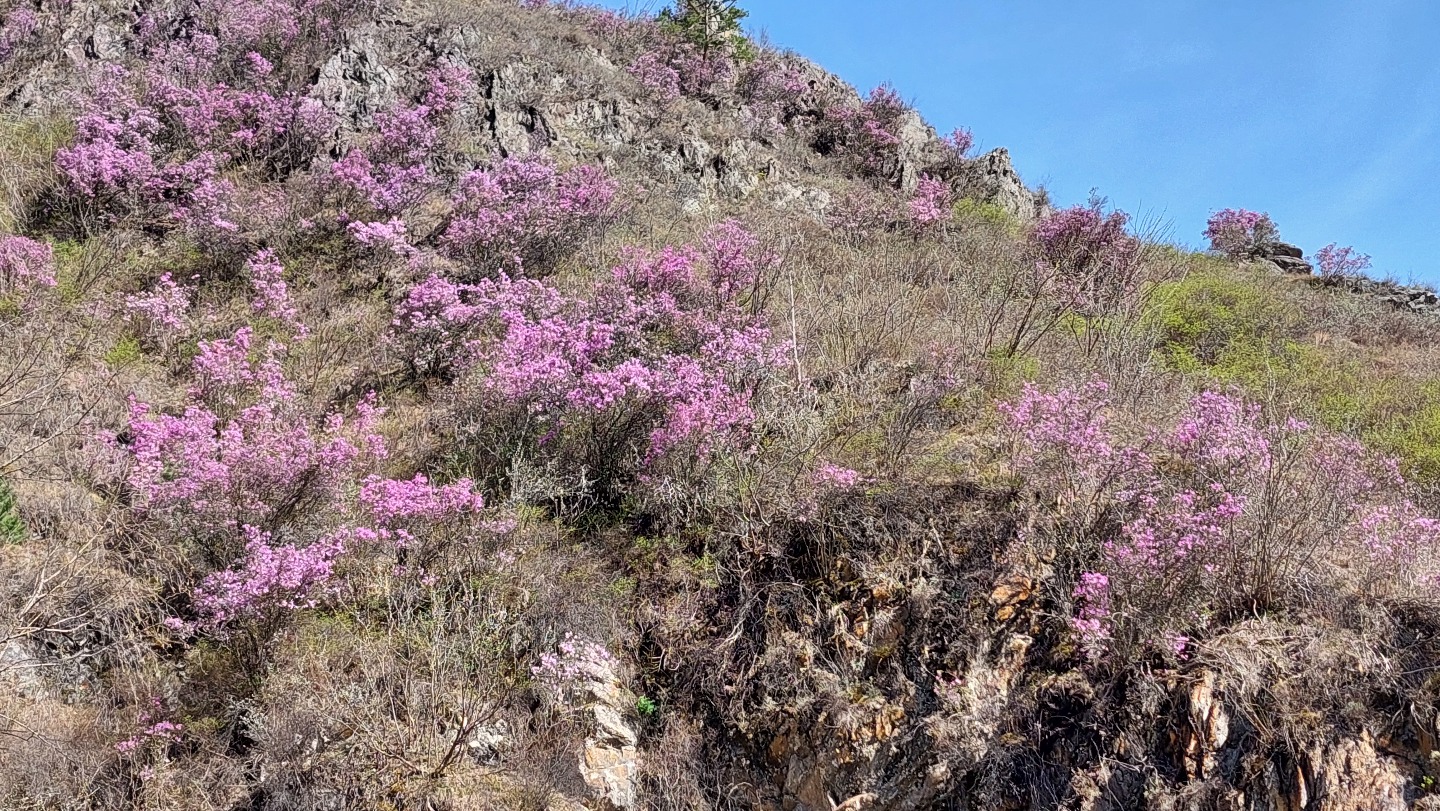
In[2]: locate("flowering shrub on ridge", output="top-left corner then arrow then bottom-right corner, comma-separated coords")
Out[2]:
1203,208 -> 1277,259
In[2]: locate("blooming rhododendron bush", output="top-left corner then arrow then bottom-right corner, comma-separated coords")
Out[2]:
402,219 -> 785,513
1001,380 -> 1440,661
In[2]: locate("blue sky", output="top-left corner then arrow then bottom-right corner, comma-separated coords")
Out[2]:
601,0 -> 1440,282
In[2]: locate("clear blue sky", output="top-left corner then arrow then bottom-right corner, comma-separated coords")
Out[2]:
600,0 -> 1440,283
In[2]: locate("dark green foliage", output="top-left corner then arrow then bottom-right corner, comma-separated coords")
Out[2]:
660,0 -> 749,58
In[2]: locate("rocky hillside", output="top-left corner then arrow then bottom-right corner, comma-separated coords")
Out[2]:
4,2 -> 1440,810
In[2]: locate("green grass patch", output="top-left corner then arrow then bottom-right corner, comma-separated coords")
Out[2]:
0,478 -> 27,544
103,336 -> 143,368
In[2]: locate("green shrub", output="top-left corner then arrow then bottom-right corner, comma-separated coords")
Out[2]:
1369,384 -> 1440,487
0,478 -> 27,544
953,197 -> 1019,233
104,336 -> 143,368
1148,268 -> 1296,371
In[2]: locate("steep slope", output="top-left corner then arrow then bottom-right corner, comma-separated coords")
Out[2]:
2,2 -> 1440,811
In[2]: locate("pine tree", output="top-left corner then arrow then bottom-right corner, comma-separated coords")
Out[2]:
659,0 -> 749,59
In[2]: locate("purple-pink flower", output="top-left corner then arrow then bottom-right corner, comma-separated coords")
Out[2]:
1203,208 -> 1277,258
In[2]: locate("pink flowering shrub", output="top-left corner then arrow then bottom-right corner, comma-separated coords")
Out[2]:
440,154 -> 619,274
133,0 -> 358,76
122,328 -> 386,568
624,6 -> 759,106
821,85 -> 909,178
121,318 -> 516,639
0,235 -> 57,297
357,473 -> 496,571
1203,208 -> 1278,259
942,127 -> 974,160
115,719 -> 184,755
1001,381 -> 1439,660
0,6 -> 40,65
627,51 -> 683,103
1313,243 -> 1372,281
908,175 -> 954,233
52,0 -> 357,235
329,65 -> 473,221
737,53 -> 807,136
114,699 -> 184,757
189,525 -> 344,633
813,463 -> 864,490
532,633 -> 619,702
243,249 -> 306,335
347,217 -> 418,259
124,272 -> 193,350
401,221 -> 784,508
1030,202 -> 1141,311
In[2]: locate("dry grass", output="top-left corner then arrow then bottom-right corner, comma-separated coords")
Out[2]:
4,1 -> 1440,808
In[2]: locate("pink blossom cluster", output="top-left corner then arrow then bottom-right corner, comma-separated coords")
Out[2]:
0,6 -> 40,64
190,526 -> 343,632
1203,208 -> 1278,258
1313,243 -> 1372,281
51,0 -> 363,237
244,249 -> 306,335
813,463 -> 864,490
113,720 -> 182,760
1001,381 -> 1440,657
908,175 -> 954,232
1032,203 -> 1138,274
825,85 -> 908,176
532,633 -> 619,693
123,325 -> 518,633
330,65 -> 474,224
441,154 -> 619,273
627,34 -> 738,104
124,273 -> 192,342
0,235 -> 57,294
54,12 -> 338,234
135,0 -> 341,65
998,380 -> 1126,490
347,218 -> 418,258
942,127 -> 974,160
359,473 -> 487,526
627,51 -> 682,102
396,221 -> 784,466
1031,203 -> 1141,309
122,328 -> 386,543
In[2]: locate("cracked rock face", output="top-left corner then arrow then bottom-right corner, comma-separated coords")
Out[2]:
4,0 -> 1050,228
956,148 -> 1050,221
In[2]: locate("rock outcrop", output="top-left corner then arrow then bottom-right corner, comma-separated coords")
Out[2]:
562,658 -> 642,810
955,147 -> 1051,221
1,0 -> 1049,224
1255,241 -> 1316,275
